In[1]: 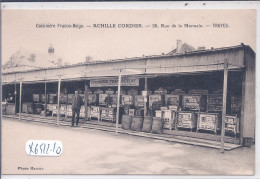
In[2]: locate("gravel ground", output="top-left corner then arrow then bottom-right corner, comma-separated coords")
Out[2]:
2,118 -> 255,175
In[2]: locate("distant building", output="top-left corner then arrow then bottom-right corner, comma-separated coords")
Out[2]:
167,40 -> 196,54
2,44 -> 63,73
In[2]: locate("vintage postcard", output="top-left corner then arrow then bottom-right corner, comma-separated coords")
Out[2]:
1,2 -> 257,177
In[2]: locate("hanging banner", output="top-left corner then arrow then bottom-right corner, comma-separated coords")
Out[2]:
90,77 -> 139,87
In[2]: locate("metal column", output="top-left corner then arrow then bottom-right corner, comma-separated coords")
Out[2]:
221,59 -> 228,153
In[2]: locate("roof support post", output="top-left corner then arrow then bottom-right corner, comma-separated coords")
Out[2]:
19,80 -> 22,121
84,81 -> 89,123
44,81 -> 47,116
240,68 -> 246,145
14,82 -> 17,114
115,70 -> 122,135
44,70 -> 47,117
221,59 -> 228,153
144,77 -> 148,117
57,75 -> 61,127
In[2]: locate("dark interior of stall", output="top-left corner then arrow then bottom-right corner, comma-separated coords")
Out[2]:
2,70 -> 242,138
148,71 -> 242,114
2,71 -> 242,115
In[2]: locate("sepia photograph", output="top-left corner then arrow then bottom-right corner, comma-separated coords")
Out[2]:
1,3 -> 257,177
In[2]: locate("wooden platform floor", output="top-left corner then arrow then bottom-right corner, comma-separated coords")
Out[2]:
3,114 -> 241,151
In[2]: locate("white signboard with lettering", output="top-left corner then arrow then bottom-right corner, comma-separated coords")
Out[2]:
90,77 -> 139,87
